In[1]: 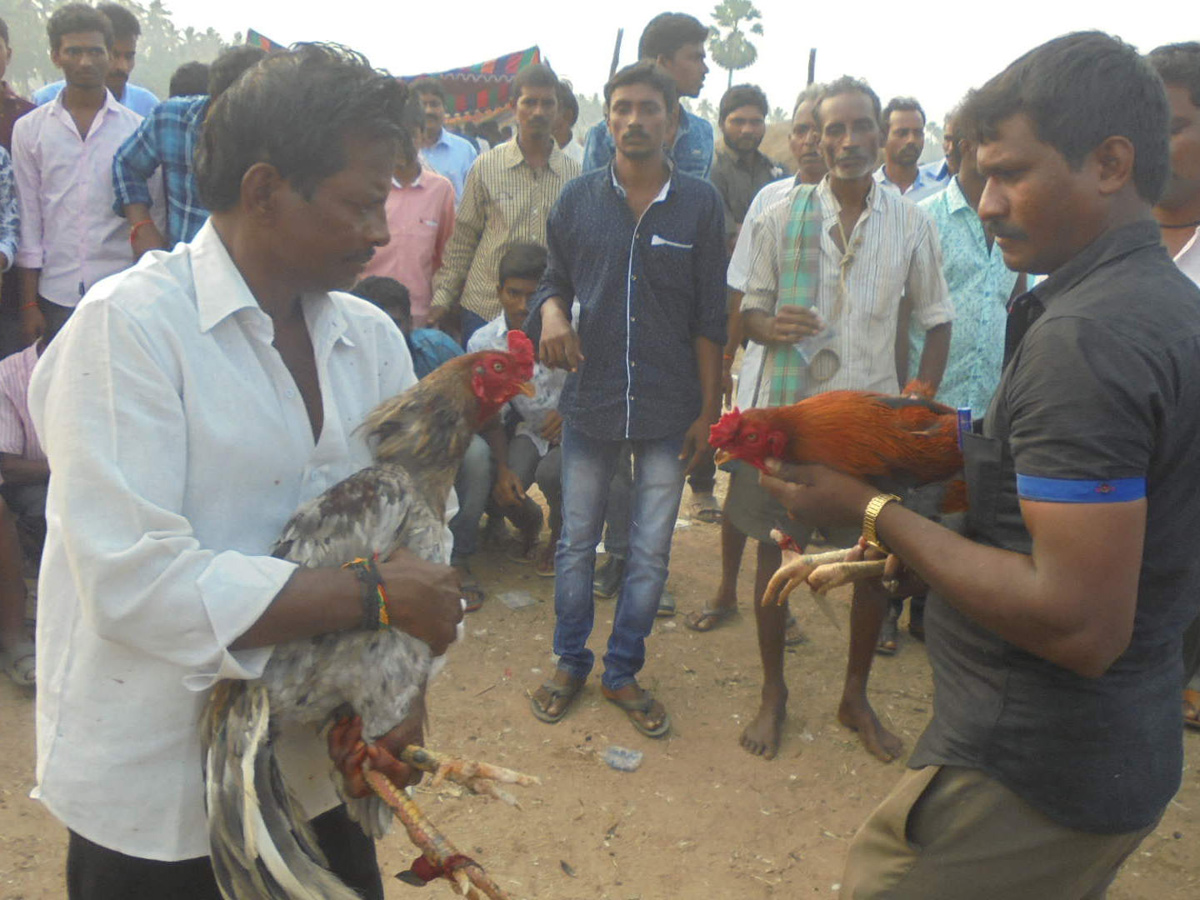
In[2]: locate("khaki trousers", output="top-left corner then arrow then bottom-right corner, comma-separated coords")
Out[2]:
840,766 -> 1157,900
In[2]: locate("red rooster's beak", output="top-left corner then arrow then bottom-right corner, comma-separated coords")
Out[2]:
713,449 -> 733,466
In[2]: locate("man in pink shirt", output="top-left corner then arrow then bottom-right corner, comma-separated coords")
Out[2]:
359,121 -> 455,327
0,307 -> 55,688
12,4 -> 141,344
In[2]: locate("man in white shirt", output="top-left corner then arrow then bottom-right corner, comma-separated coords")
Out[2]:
13,3 -> 141,345
874,97 -> 949,203
29,44 -> 463,900
733,76 -> 952,764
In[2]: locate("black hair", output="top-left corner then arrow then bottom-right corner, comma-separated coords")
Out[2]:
410,77 -> 445,106
963,31 -> 1169,204
603,60 -> 679,115
555,79 -> 579,125
882,96 -> 925,129
498,243 -> 548,286
792,82 -> 824,119
352,276 -> 410,316
207,45 -> 267,100
511,63 -> 559,103
97,3 -> 140,40
0,17 -> 10,47
814,75 -> 882,129
1147,42 -> 1200,109
720,84 -> 768,122
47,4 -> 113,52
169,61 -> 209,97
196,43 -> 409,213
638,12 -> 709,60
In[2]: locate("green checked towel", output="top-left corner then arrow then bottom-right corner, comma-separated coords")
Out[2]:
755,183 -> 834,407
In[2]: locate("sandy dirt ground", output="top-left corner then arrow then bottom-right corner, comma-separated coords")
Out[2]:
1,487 -> 1198,899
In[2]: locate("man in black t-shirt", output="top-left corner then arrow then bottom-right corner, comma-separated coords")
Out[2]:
760,33 -> 1200,899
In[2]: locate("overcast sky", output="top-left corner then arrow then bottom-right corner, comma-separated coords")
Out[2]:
162,0 -> 1184,123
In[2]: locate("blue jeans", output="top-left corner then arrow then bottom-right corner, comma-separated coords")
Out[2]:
450,434 -> 493,560
553,424 -> 686,690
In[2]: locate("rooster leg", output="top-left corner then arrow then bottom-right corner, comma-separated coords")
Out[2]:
761,544 -> 856,607
365,768 -> 514,900
807,559 -> 890,593
397,746 -> 539,809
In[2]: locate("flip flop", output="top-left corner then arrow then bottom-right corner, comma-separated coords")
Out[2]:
1,638 -> 35,688
1185,689 -> 1200,731
453,561 -> 485,613
684,607 -> 737,633
784,614 -> 807,647
535,545 -> 556,577
602,685 -> 671,738
692,494 -> 723,524
876,612 -> 899,656
530,673 -> 585,724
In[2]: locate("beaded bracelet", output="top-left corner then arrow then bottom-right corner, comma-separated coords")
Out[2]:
343,554 -> 391,630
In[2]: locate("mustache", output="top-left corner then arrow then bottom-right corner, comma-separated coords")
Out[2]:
986,222 -> 1028,241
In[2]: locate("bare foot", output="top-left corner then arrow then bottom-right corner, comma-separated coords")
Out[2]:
838,696 -> 903,763
740,686 -> 787,760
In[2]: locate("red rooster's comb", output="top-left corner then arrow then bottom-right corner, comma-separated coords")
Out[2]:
506,330 -> 535,380
709,408 -> 743,448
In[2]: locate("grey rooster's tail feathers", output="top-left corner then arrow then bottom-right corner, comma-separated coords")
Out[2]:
203,680 -> 362,900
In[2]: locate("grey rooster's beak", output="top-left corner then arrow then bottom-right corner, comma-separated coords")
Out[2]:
714,449 -> 732,466
517,381 -> 536,398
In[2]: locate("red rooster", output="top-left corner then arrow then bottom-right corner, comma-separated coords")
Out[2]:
203,331 -> 538,900
708,383 -> 966,604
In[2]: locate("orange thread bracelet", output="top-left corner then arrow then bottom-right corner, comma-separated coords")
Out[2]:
129,219 -> 155,245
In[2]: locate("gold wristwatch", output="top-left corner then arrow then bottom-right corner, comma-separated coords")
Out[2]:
862,493 -> 902,554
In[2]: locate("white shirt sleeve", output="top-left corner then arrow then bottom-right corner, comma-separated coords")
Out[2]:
29,298 -> 297,683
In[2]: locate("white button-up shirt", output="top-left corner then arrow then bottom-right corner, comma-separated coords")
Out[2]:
29,221 -> 417,860
12,89 -> 142,307
741,176 -> 952,403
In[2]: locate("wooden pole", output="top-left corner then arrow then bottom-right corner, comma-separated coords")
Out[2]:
807,48 -> 817,86
610,28 -> 624,79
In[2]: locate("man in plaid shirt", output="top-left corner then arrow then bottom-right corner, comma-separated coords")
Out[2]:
112,46 -> 264,255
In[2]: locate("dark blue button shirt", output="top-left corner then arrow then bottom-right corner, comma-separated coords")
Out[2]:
526,167 -> 727,442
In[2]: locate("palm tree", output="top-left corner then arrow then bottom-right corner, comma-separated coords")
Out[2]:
708,0 -> 764,90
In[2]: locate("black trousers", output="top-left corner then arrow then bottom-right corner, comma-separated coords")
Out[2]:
66,805 -> 383,900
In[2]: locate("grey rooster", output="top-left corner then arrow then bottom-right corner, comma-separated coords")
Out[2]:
202,330 -> 538,900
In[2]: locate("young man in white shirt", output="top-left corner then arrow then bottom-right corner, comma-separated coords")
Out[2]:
13,3 -> 141,345
30,44 -> 464,900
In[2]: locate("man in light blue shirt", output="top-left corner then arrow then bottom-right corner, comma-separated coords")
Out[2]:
911,105 -> 1019,417
33,3 -> 158,117
581,12 -> 714,179
411,77 -> 477,203
875,96 -> 949,203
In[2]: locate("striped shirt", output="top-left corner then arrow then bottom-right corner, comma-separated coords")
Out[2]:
431,138 -> 580,322
741,176 -> 952,402
0,344 -> 45,481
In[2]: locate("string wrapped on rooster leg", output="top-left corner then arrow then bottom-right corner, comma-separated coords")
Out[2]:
365,765 -> 514,900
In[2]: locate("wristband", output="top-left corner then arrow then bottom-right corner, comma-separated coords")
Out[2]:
343,554 -> 391,629
129,218 -> 155,245
21,301 -> 39,311
862,493 -> 902,555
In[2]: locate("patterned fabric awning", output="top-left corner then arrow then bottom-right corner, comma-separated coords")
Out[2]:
244,33 -> 541,125
245,29 -> 285,52
404,47 -> 543,124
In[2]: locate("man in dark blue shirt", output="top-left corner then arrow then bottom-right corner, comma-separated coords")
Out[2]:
526,61 -> 726,738
762,33 -> 1200,898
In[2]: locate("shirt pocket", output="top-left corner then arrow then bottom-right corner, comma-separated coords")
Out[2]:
644,237 -> 694,294
962,430 -> 1002,539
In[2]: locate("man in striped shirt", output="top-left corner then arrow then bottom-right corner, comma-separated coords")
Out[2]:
429,64 -> 580,346
734,76 -> 952,764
